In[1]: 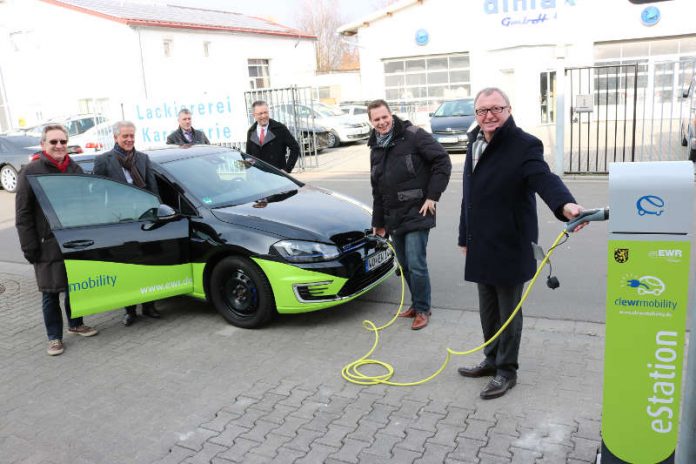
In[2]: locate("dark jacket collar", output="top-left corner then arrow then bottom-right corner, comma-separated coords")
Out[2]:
468,115 -> 517,146
367,115 -> 410,148
248,118 -> 283,134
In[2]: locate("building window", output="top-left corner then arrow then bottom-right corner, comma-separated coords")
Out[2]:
383,52 -> 470,110
540,71 -> 556,124
163,39 -> 172,58
203,41 -> 210,58
248,59 -> 271,89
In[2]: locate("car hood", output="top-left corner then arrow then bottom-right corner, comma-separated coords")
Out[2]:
211,185 -> 372,243
430,115 -> 475,131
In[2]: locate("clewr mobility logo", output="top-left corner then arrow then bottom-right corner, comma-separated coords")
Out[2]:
69,274 -> 117,292
627,275 -> 665,296
615,275 -> 678,312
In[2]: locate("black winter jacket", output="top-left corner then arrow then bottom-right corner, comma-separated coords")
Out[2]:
458,116 -> 576,285
15,154 -> 83,292
166,127 -> 210,145
369,116 -> 451,235
245,119 -> 300,172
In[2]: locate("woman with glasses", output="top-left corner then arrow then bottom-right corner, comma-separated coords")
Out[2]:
15,124 -> 99,356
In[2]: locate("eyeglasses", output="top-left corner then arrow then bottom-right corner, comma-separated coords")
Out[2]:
48,139 -> 68,145
475,106 -> 509,117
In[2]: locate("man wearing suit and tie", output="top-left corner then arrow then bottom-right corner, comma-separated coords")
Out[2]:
245,100 -> 300,173
93,120 -> 162,326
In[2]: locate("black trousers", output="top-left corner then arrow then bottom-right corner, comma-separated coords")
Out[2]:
477,282 -> 524,379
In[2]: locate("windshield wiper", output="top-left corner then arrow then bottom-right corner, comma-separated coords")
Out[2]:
263,189 -> 298,204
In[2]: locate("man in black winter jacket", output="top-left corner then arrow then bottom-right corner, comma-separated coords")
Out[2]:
16,124 -> 99,356
245,101 -> 300,173
166,108 -> 210,145
368,99 -> 451,330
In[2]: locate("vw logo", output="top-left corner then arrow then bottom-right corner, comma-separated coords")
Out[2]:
636,195 -> 665,216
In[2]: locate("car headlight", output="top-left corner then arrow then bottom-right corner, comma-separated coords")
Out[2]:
272,240 -> 340,263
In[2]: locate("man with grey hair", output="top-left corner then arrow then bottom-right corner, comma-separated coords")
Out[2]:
457,87 -> 584,399
93,120 -> 161,325
166,108 -> 210,145
16,124 -> 99,355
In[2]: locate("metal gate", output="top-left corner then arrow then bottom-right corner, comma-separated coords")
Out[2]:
243,86 -> 327,170
564,59 -> 696,174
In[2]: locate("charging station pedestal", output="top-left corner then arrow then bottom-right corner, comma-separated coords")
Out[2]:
600,161 -> 693,463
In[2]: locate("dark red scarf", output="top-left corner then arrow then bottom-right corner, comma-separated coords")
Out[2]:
41,151 -> 71,172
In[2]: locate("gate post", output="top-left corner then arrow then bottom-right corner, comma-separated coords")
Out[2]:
554,54 -> 566,176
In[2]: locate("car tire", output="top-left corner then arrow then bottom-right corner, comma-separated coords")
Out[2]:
327,131 -> 340,148
210,256 -> 275,328
0,165 -> 18,193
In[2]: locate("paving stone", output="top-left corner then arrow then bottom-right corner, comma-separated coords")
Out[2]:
175,427 -> 219,452
182,442 -> 227,464
480,432 -> 514,459
260,404 -> 298,425
380,415 -> 410,438
215,437 -> 262,463
535,443 -> 572,463
244,432 -> 294,459
238,419 -> 280,443
509,446 -> 540,464
229,408 -> 268,429
361,432 -> 401,457
152,445 -> 196,464
208,424 -> 251,448
272,416 -> 311,439
450,436 -> 486,462
396,427 -> 435,453
200,410 -> 243,432
346,418 -> 383,444
569,436 -> 601,462
248,393 -> 289,412
363,402 -> 398,425
392,399 -> 428,420
428,422 -> 462,447
294,443 -> 340,464
476,452 -> 510,463
573,418 -> 601,441
493,414 -> 521,437
461,418 -> 495,441
441,405 -> 474,426
315,423 -> 355,448
283,428 -> 324,453
245,381 -> 279,400
326,437 -> 371,464
415,442 -> 455,464
272,447 -> 306,464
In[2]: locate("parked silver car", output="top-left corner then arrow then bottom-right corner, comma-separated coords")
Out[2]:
273,102 -> 371,148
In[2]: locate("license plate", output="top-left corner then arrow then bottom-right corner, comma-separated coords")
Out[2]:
438,136 -> 458,144
365,249 -> 390,272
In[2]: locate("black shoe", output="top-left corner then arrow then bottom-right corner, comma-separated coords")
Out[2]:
458,360 -> 496,378
480,375 -> 517,400
141,304 -> 161,319
123,311 -> 136,326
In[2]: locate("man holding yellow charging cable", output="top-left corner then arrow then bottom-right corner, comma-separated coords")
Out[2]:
458,87 -> 585,399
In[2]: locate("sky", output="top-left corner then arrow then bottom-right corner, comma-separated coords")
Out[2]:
167,0 -> 387,28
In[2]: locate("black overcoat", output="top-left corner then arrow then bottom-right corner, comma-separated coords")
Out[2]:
458,116 -> 575,285
166,127 -> 210,145
15,154 -> 83,292
93,148 -> 159,196
245,119 -> 300,172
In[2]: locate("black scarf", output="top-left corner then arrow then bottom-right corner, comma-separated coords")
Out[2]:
113,143 -> 146,188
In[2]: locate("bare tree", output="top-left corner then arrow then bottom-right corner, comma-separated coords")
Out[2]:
296,0 -> 352,72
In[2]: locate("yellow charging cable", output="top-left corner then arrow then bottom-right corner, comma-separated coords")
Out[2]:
341,230 -> 568,386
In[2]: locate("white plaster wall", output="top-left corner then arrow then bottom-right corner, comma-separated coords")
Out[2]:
313,71 -> 363,103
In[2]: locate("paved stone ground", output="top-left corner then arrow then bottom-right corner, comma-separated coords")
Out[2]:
0,265 -> 603,464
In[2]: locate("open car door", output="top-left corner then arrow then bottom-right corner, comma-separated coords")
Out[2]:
27,174 -> 193,317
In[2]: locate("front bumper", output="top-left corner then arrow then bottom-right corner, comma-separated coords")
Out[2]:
433,133 -> 469,152
252,243 -> 395,313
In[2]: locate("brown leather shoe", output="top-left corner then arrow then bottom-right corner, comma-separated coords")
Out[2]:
398,307 -> 417,318
411,311 -> 431,330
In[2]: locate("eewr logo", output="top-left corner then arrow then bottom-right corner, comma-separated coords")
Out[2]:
626,275 -> 665,296
636,195 -> 664,216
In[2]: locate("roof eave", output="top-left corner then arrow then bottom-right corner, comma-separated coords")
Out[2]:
337,0 -> 422,36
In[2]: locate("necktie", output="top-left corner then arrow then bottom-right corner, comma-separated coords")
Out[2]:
259,126 -> 265,145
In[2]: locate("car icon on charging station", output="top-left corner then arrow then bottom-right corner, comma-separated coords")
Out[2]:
636,195 -> 665,216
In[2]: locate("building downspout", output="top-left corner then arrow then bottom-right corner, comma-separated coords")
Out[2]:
136,26 -> 148,99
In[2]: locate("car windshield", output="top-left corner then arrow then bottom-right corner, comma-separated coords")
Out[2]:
433,100 -> 475,117
161,150 -> 301,208
315,104 -> 345,117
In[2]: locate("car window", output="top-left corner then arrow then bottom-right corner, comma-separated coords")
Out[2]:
354,107 -> 367,115
33,175 -> 160,228
433,100 -> 475,117
161,150 -> 301,208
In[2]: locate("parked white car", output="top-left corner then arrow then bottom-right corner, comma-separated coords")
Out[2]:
272,102 -> 370,148
16,114 -> 112,153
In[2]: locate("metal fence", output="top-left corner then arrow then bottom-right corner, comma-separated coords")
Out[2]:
564,59 -> 696,174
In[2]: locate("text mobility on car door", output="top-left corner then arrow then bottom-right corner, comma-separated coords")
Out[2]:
26,173 -> 193,317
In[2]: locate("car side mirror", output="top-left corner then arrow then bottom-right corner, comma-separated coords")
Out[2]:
428,112 -> 434,117
157,204 -> 178,221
